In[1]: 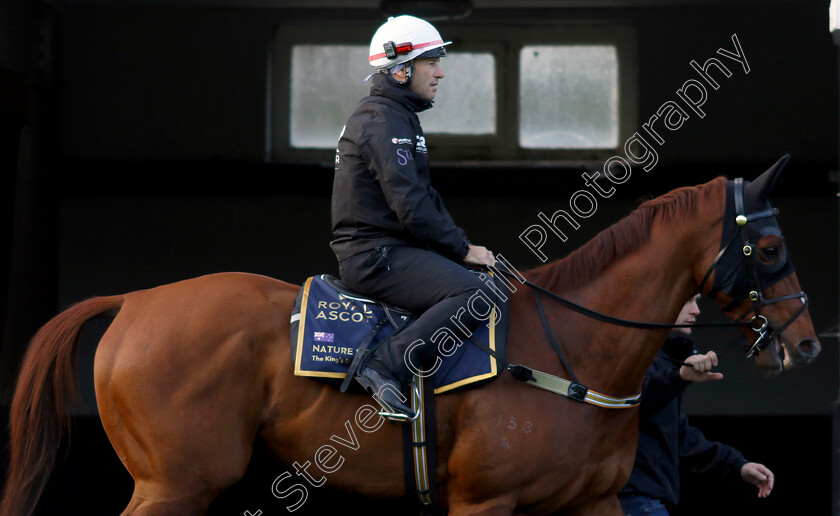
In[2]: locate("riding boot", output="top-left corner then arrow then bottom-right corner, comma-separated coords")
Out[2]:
366,331 -> 439,385
354,366 -> 416,420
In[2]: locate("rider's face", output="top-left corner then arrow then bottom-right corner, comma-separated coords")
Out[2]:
409,58 -> 444,101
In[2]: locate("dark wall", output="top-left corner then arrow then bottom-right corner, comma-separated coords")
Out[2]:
45,1 -> 839,417
50,3 -> 838,164
56,187 -> 838,419
0,1 -> 837,515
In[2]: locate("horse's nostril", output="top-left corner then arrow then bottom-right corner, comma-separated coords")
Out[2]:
796,339 -> 820,358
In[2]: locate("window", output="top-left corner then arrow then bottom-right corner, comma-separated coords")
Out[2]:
289,45 -> 370,149
519,45 -> 618,149
419,52 -> 496,135
271,23 -> 636,164
288,47 -> 496,148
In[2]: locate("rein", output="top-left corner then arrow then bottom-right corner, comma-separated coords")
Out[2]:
482,175 -> 808,409
501,269 -> 759,332
490,268 -> 756,410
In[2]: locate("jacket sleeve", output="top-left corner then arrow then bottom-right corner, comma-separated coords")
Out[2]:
360,117 -> 469,260
639,362 -> 689,415
678,413 -> 748,481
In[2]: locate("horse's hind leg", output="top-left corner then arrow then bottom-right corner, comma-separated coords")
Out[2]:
98,372 -> 256,516
120,490 -> 217,516
103,412 -> 247,516
93,290 -> 274,515
117,469 -> 239,515
99,366 -> 258,516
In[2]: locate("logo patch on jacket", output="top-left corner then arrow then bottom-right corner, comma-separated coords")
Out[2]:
392,137 -> 413,145
415,135 -> 427,153
397,148 -> 414,165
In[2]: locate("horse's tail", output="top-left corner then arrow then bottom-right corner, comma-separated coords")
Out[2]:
0,295 -> 124,516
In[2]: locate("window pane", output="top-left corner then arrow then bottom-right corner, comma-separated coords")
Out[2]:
419,52 -> 496,135
290,45 -> 370,148
519,45 -> 618,149
290,47 -> 496,148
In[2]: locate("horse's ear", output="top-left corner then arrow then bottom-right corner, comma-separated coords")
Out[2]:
745,154 -> 790,205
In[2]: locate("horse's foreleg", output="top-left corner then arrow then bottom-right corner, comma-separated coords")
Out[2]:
446,495 -> 518,516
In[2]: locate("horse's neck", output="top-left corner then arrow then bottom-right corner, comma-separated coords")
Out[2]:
522,214 -> 717,397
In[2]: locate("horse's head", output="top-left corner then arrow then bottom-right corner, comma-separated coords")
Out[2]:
700,155 -> 820,372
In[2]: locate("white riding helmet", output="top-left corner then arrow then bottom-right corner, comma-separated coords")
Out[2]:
368,15 -> 451,71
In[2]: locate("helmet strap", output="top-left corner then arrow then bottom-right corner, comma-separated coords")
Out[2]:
405,61 -> 414,84
385,61 -> 413,86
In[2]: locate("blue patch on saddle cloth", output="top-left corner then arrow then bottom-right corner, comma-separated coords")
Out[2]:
290,273 -> 509,395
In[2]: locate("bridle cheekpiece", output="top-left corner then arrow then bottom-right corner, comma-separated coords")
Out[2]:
697,175 -> 808,358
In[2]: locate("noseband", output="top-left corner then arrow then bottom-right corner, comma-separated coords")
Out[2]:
697,177 -> 808,357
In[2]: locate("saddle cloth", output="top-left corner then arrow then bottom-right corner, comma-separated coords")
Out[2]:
290,273 -> 509,394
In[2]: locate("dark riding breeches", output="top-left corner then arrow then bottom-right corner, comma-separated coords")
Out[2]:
338,245 -> 497,384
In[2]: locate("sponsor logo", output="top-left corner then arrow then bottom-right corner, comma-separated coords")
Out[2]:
397,148 -> 414,166
415,135 -> 427,153
391,137 -> 413,145
314,300 -> 374,323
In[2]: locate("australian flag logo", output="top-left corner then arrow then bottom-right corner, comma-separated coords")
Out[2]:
313,331 -> 334,343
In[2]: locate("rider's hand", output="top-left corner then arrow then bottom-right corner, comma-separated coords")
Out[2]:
741,462 -> 774,498
679,351 -> 724,383
463,244 -> 495,267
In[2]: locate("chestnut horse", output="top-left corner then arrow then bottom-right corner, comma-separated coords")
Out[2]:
1,160 -> 820,516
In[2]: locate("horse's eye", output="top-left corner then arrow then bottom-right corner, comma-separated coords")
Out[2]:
761,246 -> 779,259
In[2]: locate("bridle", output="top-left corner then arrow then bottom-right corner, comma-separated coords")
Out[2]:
486,175 -> 808,408
498,176 -> 805,354
696,177 -> 808,358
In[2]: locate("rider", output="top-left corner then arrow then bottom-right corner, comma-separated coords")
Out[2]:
617,294 -> 775,515
331,15 -> 496,419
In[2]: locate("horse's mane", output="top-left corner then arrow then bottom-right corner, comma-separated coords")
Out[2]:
529,177 -> 726,290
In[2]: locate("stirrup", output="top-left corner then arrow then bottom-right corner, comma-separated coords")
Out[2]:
377,409 -> 420,422
355,367 -> 417,421
378,378 -> 421,421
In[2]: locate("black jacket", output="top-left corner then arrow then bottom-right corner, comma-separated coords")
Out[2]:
619,334 -> 748,506
330,72 -> 470,262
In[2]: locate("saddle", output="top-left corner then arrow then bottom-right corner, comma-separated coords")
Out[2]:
289,273 -> 509,394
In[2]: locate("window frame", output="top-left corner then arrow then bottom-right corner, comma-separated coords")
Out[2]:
270,22 -> 637,165
270,24 -> 375,164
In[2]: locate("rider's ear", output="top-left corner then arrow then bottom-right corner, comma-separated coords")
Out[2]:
745,154 -> 789,205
